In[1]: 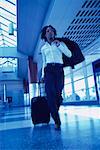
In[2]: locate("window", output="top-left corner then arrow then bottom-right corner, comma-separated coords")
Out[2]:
0,57 -> 17,72
0,0 -> 17,47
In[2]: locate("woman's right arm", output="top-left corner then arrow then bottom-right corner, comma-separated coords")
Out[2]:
41,49 -> 46,79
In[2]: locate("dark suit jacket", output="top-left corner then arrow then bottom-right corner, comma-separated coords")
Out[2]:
55,37 -> 85,69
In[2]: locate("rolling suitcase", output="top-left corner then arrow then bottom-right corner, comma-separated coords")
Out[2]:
31,82 -> 50,125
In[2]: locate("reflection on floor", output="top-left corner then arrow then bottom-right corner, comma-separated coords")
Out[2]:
0,105 -> 100,150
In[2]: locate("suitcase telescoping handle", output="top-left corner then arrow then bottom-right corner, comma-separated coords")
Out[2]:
38,81 -> 41,96
38,81 -> 46,97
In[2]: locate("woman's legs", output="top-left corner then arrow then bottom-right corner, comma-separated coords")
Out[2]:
44,64 -> 64,127
55,67 -> 64,110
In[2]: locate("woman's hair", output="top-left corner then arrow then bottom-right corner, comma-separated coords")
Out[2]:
41,25 -> 57,41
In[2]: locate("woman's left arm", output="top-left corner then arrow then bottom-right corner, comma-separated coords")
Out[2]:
58,42 -> 72,57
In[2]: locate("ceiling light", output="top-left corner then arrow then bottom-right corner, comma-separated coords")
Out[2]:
8,22 -> 14,35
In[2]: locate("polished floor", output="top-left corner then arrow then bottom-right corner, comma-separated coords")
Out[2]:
0,105 -> 100,150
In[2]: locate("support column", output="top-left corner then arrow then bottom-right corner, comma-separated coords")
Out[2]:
70,67 -> 76,101
28,56 -> 37,83
23,79 -> 30,106
82,61 -> 90,100
28,56 -> 38,101
3,84 -> 6,103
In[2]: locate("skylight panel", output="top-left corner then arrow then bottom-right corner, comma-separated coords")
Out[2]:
14,31 -> 17,37
0,16 -> 13,26
2,30 -> 16,38
0,1 -> 16,14
5,0 -> 16,5
4,35 -> 16,42
0,15 -> 16,24
0,29 -> 2,36
0,8 -> 16,23
0,40 -> 3,45
0,36 -> 2,41
4,39 -> 16,46
4,41 -> 15,47
1,23 -> 8,32
0,22 -> 8,28
4,36 -> 16,45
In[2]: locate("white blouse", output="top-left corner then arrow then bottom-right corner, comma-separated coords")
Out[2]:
41,41 -> 72,78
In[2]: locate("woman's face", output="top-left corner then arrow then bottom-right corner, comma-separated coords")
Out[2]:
45,27 -> 55,42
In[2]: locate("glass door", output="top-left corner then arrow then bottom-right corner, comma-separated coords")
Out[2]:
95,72 -> 100,102
92,59 -> 100,103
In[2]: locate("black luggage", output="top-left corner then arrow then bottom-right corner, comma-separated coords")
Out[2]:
31,83 -> 50,125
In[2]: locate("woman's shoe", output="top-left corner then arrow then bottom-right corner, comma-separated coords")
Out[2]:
55,124 -> 61,130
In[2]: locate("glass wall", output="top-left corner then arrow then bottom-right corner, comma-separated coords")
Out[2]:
92,59 -> 100,102
63,57 -> 99,104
